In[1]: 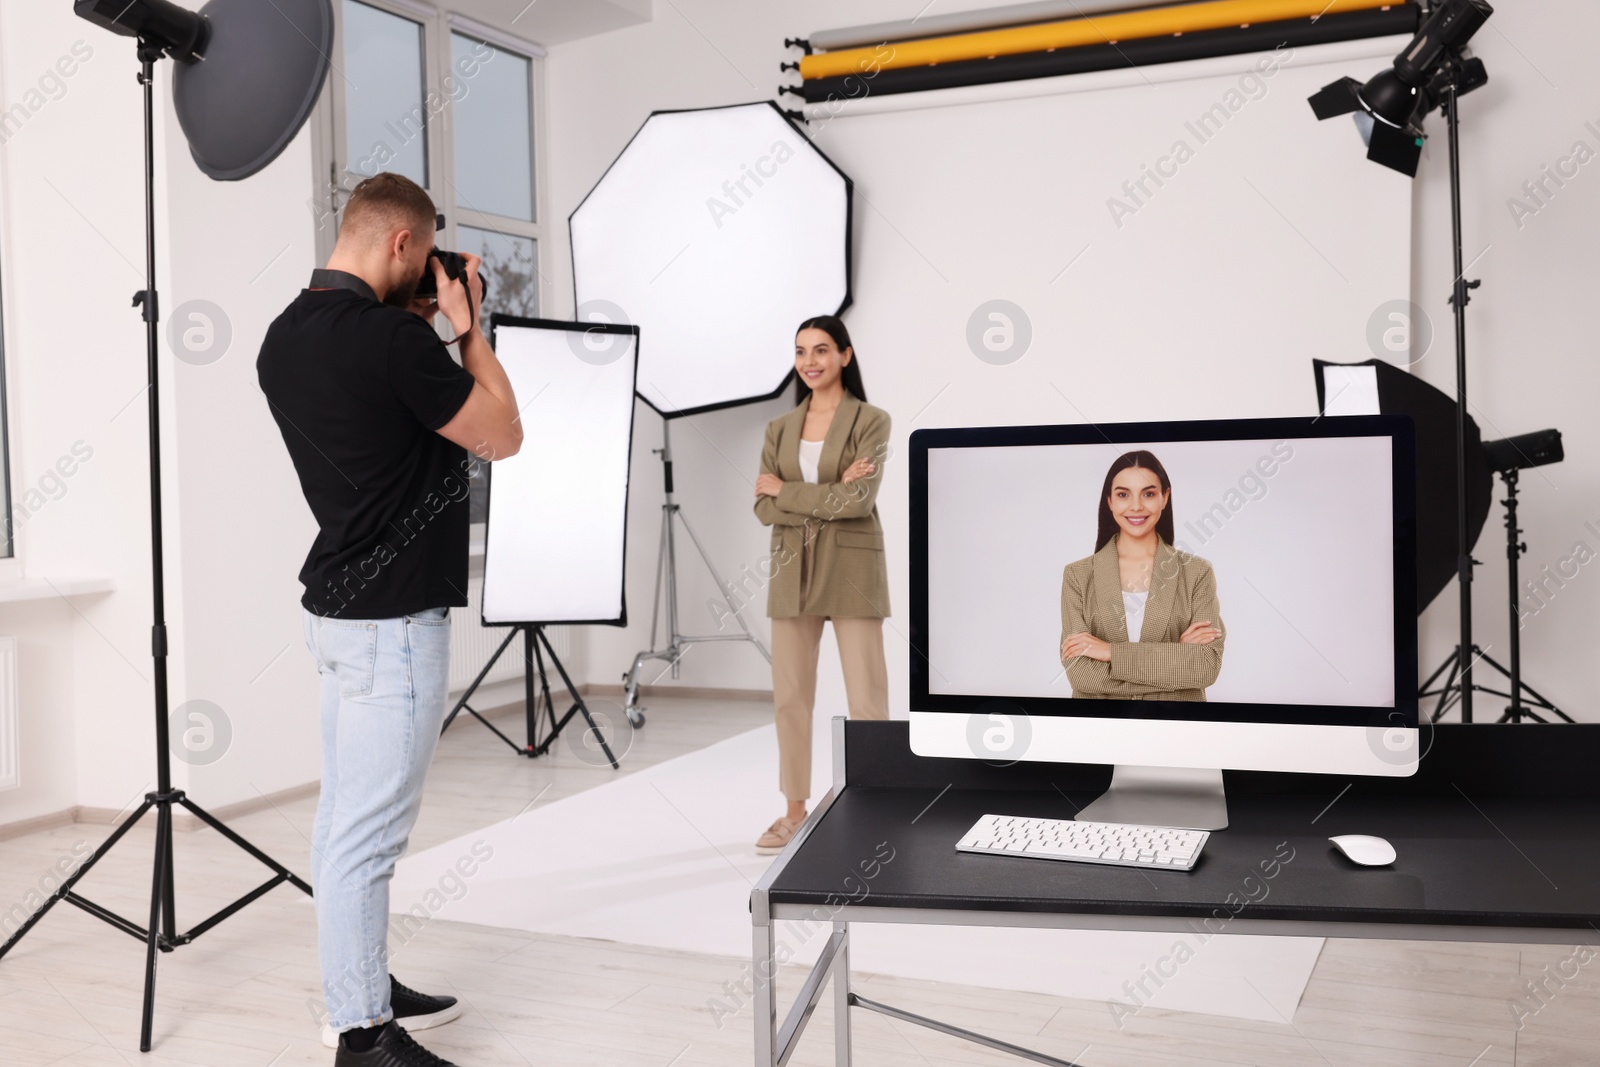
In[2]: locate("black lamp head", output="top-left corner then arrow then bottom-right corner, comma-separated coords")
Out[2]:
1393,0 -> 1493,86
1483,429 -> 1563,474
1356,69 -> 1421,129
73,0 -> 211,64
1305,0 -> 1492,179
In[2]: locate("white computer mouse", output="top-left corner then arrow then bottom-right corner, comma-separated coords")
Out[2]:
1329,835 -> 1397,867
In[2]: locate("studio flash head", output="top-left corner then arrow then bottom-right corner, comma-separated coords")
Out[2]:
1482,429 -> 1563,474
74,0 -> 211,64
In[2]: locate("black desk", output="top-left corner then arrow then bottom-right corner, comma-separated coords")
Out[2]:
751,719 -> 1600,1066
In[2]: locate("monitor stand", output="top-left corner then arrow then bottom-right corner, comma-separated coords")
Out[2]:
1076,765 -> 1228,830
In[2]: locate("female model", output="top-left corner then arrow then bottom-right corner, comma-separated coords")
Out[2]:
752,315 -> 891,853
1059,450 -> 1225,700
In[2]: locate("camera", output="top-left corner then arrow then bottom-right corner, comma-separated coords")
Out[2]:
415,248 -> 489,303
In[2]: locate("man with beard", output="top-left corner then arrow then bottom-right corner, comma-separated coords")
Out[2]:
257,172 -> 521,1066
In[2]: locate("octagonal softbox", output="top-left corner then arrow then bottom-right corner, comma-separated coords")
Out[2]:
570,101 -> 852,418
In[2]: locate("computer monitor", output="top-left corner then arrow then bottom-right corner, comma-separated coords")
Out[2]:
908,415 -> 1418,829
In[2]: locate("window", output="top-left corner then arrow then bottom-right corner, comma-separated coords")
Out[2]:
450,33 -> 533,223
314,2 -> 547,529
449,31 -> 540,325
448,31 -> 541,323
341,1 -> 430,188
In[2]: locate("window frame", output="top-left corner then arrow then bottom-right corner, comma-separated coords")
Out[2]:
311,0 -> 548,309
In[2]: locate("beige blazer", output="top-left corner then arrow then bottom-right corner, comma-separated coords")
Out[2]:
1059,535 -> 1224,700
754,392 -> 891,619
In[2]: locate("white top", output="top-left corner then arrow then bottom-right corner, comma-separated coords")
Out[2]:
1122,590 -> 1148,643
798,438 -> 824,483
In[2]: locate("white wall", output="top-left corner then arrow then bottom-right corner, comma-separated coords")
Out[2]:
0,4 -> 168,822
0,0 -> 322,823
161,56 -> 325,808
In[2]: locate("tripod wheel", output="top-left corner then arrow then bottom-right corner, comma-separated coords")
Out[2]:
628,709 -> 646,728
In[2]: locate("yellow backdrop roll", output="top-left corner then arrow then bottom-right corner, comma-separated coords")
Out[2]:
800,0 -> 1401,80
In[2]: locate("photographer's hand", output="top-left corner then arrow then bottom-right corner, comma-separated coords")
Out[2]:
404,296 -> 440,325
433,251 -> 484,338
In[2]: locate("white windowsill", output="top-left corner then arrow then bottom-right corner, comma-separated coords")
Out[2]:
0,577 -> 116,604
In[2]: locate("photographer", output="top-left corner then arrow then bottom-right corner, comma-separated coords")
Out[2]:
257,172 -> 521,1066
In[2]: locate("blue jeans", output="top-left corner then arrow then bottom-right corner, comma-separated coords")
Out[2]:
302,605 -> 452,1032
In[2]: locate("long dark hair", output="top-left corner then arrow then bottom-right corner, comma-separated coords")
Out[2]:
1095,450 -> 1175,552
794,315 -> 868,405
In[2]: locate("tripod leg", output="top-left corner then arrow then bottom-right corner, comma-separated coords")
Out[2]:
161,820 -> 177,950
648,506 -> 668,654
0,799 -> 155,958
442,626 -> 519,735
535,636 -> 560,744
176,796 -> 314,896
531,627 -> 550,758
1428,649 -> 1462,723
665,505 -> 682,680
1475,649 -> 1576,723
624,651 -> 649,724
140,801 -> 171,1052
1418,648 -> 1457,696
624,511 -> 673,717
531,636 -> 573,758
540,628 -> 620,769
529,633 -> 576,759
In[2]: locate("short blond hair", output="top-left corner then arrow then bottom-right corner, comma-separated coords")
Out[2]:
339,172 -> 435,246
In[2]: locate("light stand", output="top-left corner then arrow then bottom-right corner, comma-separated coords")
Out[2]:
1307,0 -> 1495,722
1486,468 -> 1573,723
1371,77 -> 1482,722
1422,426 -> 1572,724
441,623 -> 621,768
0,43 -> 311,1052
1432,79 -> 1482,722
622,418 -> 772,725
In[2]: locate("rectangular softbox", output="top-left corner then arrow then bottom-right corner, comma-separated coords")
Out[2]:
482,316 -> 640,626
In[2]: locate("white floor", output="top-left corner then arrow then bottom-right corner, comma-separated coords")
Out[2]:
2,694 -> 1588,1064
391,717 -> 1325,1024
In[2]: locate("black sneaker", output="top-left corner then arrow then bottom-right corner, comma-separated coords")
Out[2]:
322,976 -> 463,1048
391,975 -> 462,1031
333,1020 -> 459,1066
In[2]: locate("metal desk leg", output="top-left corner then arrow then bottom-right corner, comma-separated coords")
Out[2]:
834,921 -> 852,1066
754,922 -> 776,1067
755,921 -> 850,1067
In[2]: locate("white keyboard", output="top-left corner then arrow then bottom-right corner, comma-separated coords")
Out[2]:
956,813 -> 1209,871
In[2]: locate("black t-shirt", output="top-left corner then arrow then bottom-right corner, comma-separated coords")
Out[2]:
257,275 -> 476,619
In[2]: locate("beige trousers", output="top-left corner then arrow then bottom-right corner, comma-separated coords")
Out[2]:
771,528 -> 888,802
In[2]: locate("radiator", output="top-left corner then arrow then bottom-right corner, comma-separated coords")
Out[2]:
448,577 -> 570,693
0,636 -> 16,791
